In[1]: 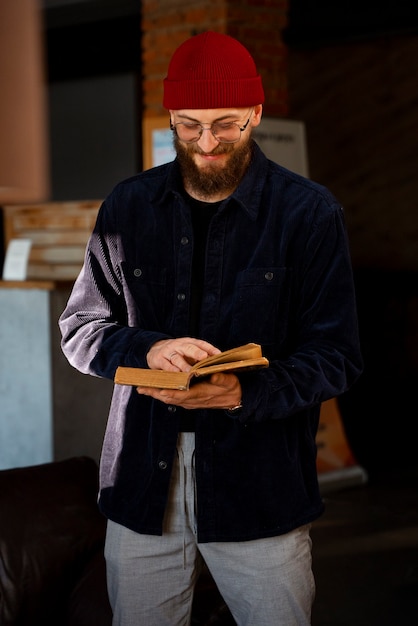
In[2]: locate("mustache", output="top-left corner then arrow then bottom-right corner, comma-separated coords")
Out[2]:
189,144 -> 233,156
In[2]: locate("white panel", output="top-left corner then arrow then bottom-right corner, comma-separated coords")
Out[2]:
0,288 -> 53,468
253,117 -> 309,178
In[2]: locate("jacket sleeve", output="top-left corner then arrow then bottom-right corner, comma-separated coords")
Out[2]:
236,201 -> 363,423
58,196 -> 170,380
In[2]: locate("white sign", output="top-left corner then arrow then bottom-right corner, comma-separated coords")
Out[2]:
152,129 -> 176,167
253,117 -> 309,177
2,239 -> 32,280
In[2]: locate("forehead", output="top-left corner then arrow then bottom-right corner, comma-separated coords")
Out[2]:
170,108 -> 248,121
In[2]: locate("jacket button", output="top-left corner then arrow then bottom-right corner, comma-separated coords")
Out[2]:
177,293 -> 186,301
168,405 -> 176,413
181,236 -> 189,245
265,271 -> 274,281
134,268 -> 142,277
158,460 -> 168,470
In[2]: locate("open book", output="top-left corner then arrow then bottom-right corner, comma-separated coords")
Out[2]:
114,342 -> 269,390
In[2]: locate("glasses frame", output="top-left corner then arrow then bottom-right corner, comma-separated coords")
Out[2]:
170,110 -> 253,144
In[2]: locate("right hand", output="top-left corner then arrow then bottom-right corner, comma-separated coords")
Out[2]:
146,337 -> 221,372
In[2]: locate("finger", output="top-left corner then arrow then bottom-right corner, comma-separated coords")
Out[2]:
165,341 -> 221,371
148,338 -> 220,370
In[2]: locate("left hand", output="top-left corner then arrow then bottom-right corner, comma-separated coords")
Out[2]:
136,372 -> 242,411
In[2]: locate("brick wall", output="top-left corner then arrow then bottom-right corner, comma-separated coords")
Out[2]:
287,33 -> 418,472
141,0 -> 289,118
288,34 -> 418,273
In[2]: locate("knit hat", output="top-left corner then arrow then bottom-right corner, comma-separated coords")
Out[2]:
163,31 -> 264,109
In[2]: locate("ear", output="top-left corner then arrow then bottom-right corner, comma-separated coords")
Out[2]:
250,104 -> 263,128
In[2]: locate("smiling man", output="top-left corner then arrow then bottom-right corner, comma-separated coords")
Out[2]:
59,31 -> 363,626
171,106 -> 262,200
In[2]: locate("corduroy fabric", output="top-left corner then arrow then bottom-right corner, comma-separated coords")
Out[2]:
163,31 -> 265,109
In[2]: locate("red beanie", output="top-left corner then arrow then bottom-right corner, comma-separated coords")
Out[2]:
163,31 -> 265,109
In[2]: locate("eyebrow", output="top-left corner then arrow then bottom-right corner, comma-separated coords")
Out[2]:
175,113 -> 241,124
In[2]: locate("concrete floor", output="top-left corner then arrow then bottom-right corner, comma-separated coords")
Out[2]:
311,466 -> 418,626
192,465 -> 418,625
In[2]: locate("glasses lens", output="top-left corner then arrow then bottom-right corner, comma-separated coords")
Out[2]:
176,123 -> 201,142
211,122 -> 241,143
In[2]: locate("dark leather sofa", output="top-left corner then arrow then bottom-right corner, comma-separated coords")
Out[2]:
0,456 -> 234,626
0,456 -> 111,626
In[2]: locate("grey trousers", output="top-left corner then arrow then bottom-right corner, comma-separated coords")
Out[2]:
105,433 -> 315,626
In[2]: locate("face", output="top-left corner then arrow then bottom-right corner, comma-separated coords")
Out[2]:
170,105 -> 262,200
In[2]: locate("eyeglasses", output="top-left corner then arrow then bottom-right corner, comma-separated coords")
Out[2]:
170,110 -> 253,144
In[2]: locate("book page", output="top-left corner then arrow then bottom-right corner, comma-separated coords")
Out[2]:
190,343 -> 263,371
193,357 -> 269,378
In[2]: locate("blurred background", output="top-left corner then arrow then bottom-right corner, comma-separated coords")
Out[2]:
1,0 -> 418,479
1,4 -> 417,624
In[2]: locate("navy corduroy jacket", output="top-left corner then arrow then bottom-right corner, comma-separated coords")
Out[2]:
59,142 -> 363,542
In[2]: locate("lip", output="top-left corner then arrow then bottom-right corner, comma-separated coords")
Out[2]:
196,152 -> 226,163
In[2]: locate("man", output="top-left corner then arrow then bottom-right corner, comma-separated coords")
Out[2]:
59,31 -> 363,625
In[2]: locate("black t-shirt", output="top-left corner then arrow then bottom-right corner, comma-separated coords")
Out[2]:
179,194 -> 222,431
188,195 -> 220,336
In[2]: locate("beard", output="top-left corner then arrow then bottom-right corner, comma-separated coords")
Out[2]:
174,134 -> 253,199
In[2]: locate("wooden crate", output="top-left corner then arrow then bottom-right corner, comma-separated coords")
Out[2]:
2,200 -> 102,281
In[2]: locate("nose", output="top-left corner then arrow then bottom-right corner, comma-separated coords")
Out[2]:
196,127 -> 220,151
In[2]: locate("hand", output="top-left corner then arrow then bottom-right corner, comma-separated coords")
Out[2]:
136,372 -> 242,411
146,337 -> 221,372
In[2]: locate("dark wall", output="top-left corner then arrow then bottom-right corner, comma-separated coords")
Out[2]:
287,31 -> 418,477
285,0 -> 418,47
339,269 -> 418,478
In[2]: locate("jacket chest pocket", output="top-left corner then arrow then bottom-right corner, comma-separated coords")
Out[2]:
231,267 -> 291,345
123,263 -> 169,329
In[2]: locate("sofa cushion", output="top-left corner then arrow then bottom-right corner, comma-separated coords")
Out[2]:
66,549 -> 112,626
0,456 -> 111,626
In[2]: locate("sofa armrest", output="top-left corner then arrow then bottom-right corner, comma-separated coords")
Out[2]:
0,456 -> 111,626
